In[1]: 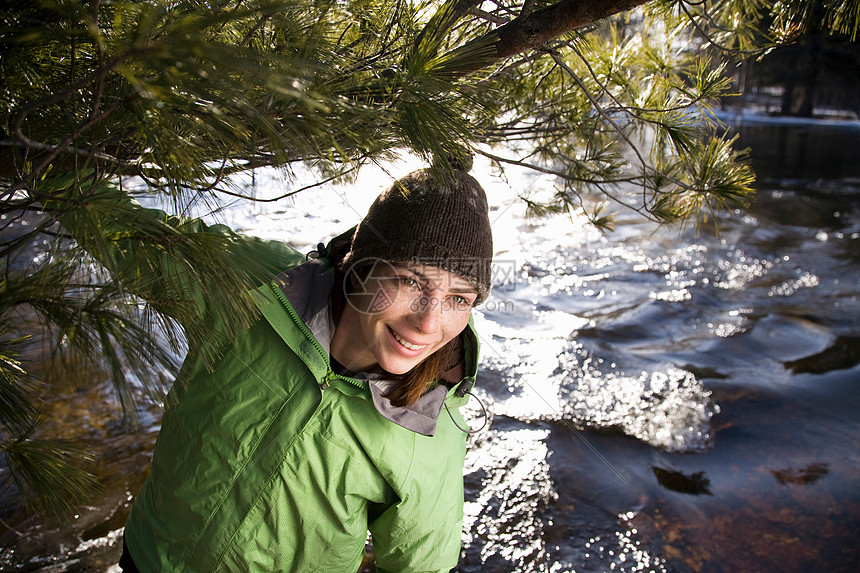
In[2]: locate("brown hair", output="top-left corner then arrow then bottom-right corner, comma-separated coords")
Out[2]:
385,340 -> 456,407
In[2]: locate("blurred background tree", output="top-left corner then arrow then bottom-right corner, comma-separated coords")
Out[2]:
727,0 -> 860,117
0,0 -> 857,520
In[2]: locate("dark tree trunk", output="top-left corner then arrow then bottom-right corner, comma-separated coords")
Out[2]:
780,48 -> 818,117
442,0 -> 651,76
782,82 -> 816,116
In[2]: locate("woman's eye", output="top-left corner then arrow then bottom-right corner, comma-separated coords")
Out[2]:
451,295 -> 471,308
399,277 -> 419,288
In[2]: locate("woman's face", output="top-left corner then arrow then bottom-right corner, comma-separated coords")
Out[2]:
333,262 -> 478,375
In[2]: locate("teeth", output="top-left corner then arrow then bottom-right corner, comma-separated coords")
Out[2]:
393,331 -> 426,351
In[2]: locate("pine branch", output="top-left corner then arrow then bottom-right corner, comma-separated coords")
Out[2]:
440,0 -> 652,76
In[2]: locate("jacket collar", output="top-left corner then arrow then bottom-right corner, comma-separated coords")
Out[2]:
255,258 -> 479,436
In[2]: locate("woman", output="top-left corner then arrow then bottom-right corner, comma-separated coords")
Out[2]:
111,166 -> 493,572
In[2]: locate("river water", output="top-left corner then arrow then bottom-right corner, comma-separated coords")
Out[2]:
1,118 -> 858,572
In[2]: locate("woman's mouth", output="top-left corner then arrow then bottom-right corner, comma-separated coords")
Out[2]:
390,328 -> 427,351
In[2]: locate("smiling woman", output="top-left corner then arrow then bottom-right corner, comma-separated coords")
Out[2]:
331,166 -> 494,411
332,262 -> 477,377
112,162 -> 495,573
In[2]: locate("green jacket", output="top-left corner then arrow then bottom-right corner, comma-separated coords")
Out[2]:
57,185 -> 480,572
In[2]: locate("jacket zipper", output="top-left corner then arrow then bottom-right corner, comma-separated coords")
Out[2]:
269,281 -> 365,392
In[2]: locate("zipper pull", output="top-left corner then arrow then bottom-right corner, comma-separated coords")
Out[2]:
320,370 -> 335,391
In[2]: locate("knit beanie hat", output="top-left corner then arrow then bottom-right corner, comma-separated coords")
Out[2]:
341,167 -> 494,303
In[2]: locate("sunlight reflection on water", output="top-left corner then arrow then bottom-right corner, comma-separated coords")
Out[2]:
4,122 -> 860,571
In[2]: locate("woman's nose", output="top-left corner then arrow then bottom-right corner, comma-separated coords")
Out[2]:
410,295 -> 441,332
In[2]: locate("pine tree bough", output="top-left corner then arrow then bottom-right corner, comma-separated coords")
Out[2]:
450,0 -> 650,74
